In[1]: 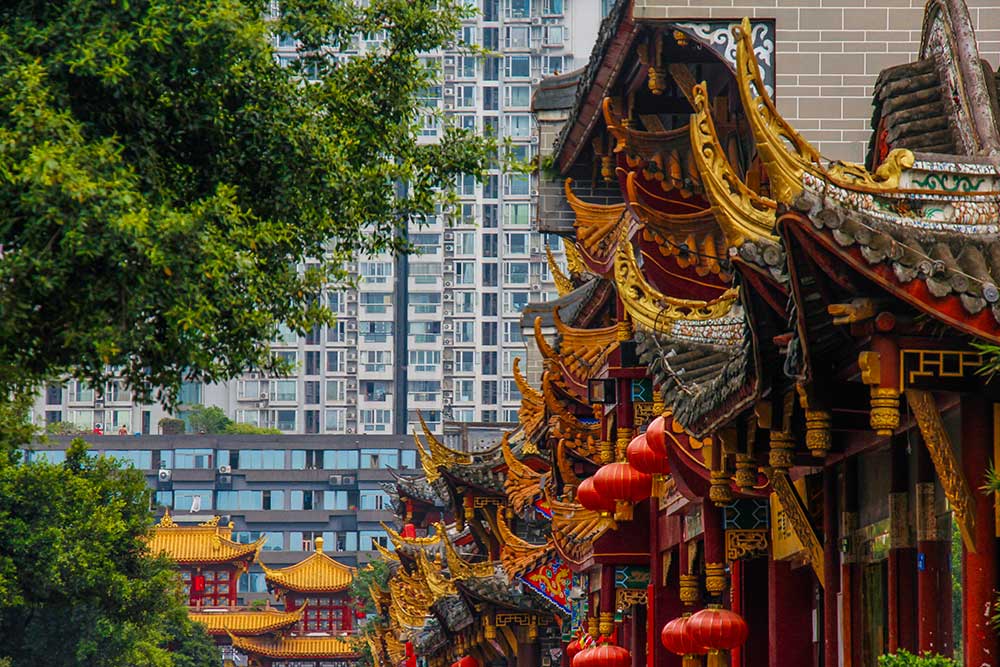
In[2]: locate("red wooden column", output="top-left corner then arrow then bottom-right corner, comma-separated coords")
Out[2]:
961,396 -> 998,667
767,560 -> 813,667
915,433 -> 953,657
600,564 -> 616,638
702,499 -> 725,598
887,437 -> 917,653
822,468 -> 840,667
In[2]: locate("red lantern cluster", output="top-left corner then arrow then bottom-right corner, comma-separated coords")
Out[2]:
660,616 -> 704,656
451,656 -> 479,667
576,477 -> 615,513
565,638 -> 584,662
687,607 -> 749,651
626,433 -> 670,475
645,415 -> 668,456
572,639 -> 630,667
593,462 -> 652,504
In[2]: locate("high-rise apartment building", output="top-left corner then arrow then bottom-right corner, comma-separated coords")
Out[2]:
33,1 -> 604,436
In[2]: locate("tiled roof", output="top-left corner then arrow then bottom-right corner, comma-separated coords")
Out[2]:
189,607 -> 304,635
226,632 -> 357,659
262,539 -> 355,593
148,514 -> 263,564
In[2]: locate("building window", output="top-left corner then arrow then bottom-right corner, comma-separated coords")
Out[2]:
409,350 -> 441,373
483,234 -> 498,258
482,381 -> 498,405
411,261 -> 442,285
273,350 -> 298,371
503,321 -> 524,343
504,262 -> 530,285
482,263 -> 498,287
326,351 -> 344,374
360,409 -> 391,432
361,449 -> 399,469
291,450 -> 324,470
360,261 -> 392,284
233,450 -> 285,469
410,233 -> 440,254
455,291 -> 476,314
73,381 -> 94,403
543,0 -> 562,14
458,55 -> 478,78
409,381 -> 441,403
456,321 -> 475,343
483,204 -> 498,228
270,380 -> 297,402
482,322 -> 498,346
504,173 -> 531,195
453,408 -> 475,422
45,383 -> 63,405
504,25 -> 530,48
360,292 -> 391,314
290,490 -> 323,511
504,55 -> 531,78
411,293 -> 441,314
305,351 -> 321,376
455,351 -> 475,373
455,261 -> 476,286
174,489 -> 213,512
361,321 -> 393,343
504,85 -> 531,109
503,379 -> 523,403
504,0 -> 531,19
324,449 -> 359,469
482,293 -> 498,316
457,85 -> 476,108
275,409 -> 297,432
326,380 -> 346,403
505,233 -> 530,256
363,381 -> 390,402
360,490 -> 391,511
325,408 -> 347,432
362,351 -> 391,373
482,352 -> 498,375
359,530 -> 389,551
504,203 -> 531,226
504,291 -> 531,314
175,449 -> 213,469
543,25 -> 564,45
456,380 -> 475,403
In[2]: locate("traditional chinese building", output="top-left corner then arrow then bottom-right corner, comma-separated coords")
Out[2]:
150,513 -> 360,667
369,1 -> 1000,666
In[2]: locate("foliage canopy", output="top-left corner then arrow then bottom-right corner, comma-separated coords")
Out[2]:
0,0 -> 493,404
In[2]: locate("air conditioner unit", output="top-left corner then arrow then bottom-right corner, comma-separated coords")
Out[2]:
445,102 -> 455,110
346,321 -> 358,331
259,391 -> 269,399
347,397 -> 356,405
444,232 -> 454,241
444,56 -> 455,66
531,76 -> 542,85
443,323 -> 454,331
347,365 -> 356,374
218,465 -> 232,474
529,136 -> 540,144
341,474 -> 356,485
444,244 -> 455,253
329,474 -> 342,485
443,293 -> 454,302
531,189 -> 540,197
345,293 -> 357,302
347,351 -> 358,361
345,427 -> 355,434
531,283 -> 542,291
444,87 -> 455,96
444,280 -> 453,288
158,469 -> 172,482
531,16 -> 542,24
444,262 -> 454,271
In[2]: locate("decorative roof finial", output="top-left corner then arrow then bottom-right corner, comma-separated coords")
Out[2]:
315,536 -> 325,552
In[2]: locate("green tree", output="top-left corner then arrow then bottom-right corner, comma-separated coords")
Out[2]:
223,422 -> 282,435
185,405 -> 232,434
0,0 -> 493,405
0,440 -> 215,667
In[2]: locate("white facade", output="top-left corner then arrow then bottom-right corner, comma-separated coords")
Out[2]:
33,1 -> 605,436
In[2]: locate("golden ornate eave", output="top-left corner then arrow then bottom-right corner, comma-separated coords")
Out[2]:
416,549 -> 457,600
149,515 -> 265,565
503,433 -> 547,515
546,489 -> 615,564
733,18 -> 912,204
260,547 -> 356,594
546,244 -> 574,297
565,178 -> 628,272
413,430 -> 440,483
689,81 -> 778,247
552,308 -> 619,382
514,357 -> 546,439
419,411 -> 475,466
614,231 -> 738,333
442,527 -> 496,580
564,241 -> 587,276
226,632 -> 358,659
496,512 -> 554,580
190,607 -> 305,635
382,522 -> 442,549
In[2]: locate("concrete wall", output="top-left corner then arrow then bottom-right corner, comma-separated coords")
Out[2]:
634,0 -> 1000,162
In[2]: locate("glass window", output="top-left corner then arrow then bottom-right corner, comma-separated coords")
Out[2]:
103,450 -> 152,469
505,25 -> 530,48
409,381 -> 440,403
504,85 -> 531,109
504,291 -> 531,314
360,261 -> 392,284
409,350 -> 441,373
174,489 -> 213,512
457,85 -> 476,109
456,321 -> 475,344
73,381 -> 94,403
504,0 -> 531,19
154,490 -> 173,508
326,380 -> 346,402
326,350 -> 344,374
505,55 -> 531,78
401,450 -> 417,469
324,409 -> 347,433
504,321 -> 525,343
455,350 -> 475,373
456,380 -> 475,402
455,261 -> 476,286
482,293 -> 498,316
362,351 -> 391,373
239,570 -> 268,593
544,24 -> 564,45
360,490 -> 391,511
271,380 -> 297,402
361,449 -> 400,469
504,173 -> 531,195
410,234 -> 440,254
455,291 -> 476,314
45,383 -> 63,405
175,449 -> 213,469
324,449 -> 359,469
483,86 -> 499,110
361,321 -> 393,343
324,490 -> 350,510
453,408 -> 475,422
178,382 -> 202,405
360,409 -> 392,433
505,233 -> 530,256
504,262 -> 530,285
234,450 -> 285,469
409,322 -> 441,343
504,203 -> 531,225
360,292 -> 391,314
363,381 -> 391,401
27,449 -> 67,464
275,410 -> 297,432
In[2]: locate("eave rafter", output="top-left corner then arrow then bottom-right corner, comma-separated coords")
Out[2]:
502,433 -> 548,515
689,81 -> 778,248
565,178 -> 628,274
496,512 -> 554,581
514,357 -> 546,439
546,489 -> 615,564
615,230 -> 739,334
546,244 -> 574,297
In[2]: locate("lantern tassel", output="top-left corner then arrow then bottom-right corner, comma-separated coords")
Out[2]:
706,650 -> 727,667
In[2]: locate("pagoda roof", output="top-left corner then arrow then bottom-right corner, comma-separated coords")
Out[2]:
189,607 -> 304,635
387,470 -> 447,508
521,276 -> 605,330
261,539 -> 355,593
149,512 -> 263,565
532,68 -> 585,112
226,632 -> 357,659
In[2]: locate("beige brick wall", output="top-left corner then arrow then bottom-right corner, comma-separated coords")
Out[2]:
634,0 -> 1000,162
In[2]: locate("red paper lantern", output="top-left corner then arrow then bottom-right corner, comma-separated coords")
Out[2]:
660,616 -> 705,656
191,574 -> 206,594
593,462 -> 652,504
452,657 -> 479,667
577,640 -> 630,667
644,415 -> 667,457
686,607 -> 749,651
626,433 -> 670,475
566,638 -> 584,662
576,477 -> 616,513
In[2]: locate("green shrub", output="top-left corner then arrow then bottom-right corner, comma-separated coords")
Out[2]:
878,650 -> 958,667
224,422 -> 282,435
158,417 -> 186,435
